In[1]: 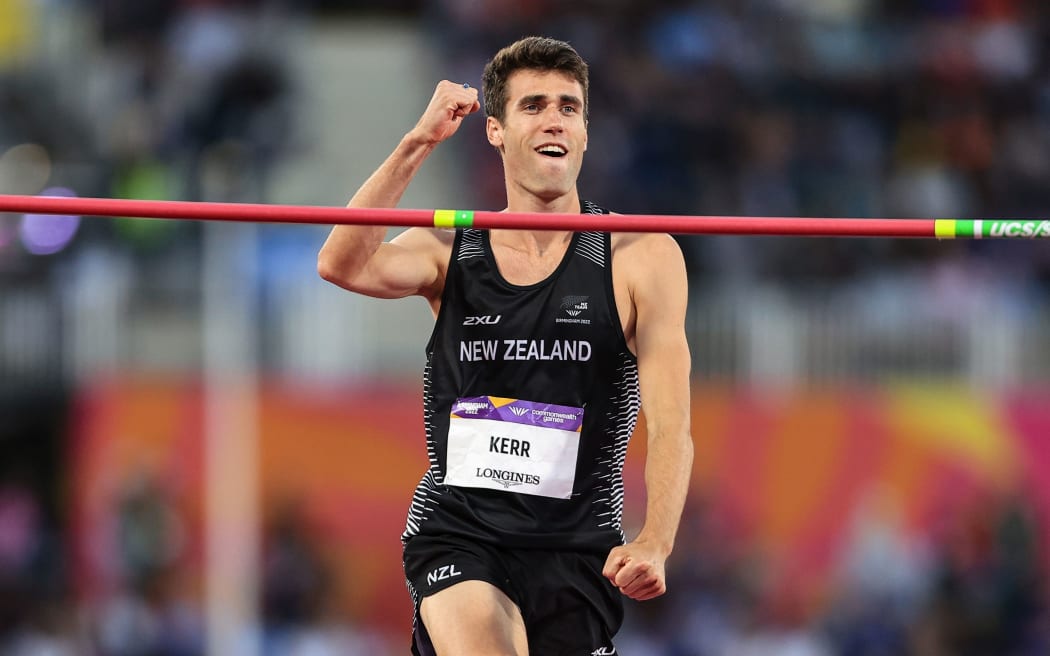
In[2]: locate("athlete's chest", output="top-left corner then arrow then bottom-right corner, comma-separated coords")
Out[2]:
489,244 -> 565,286
479,240 -> 631,343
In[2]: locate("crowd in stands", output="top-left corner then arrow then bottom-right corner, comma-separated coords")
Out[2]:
430,0 -> 1050,293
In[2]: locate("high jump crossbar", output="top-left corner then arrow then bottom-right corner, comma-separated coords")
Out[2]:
1,194 -> 1048,239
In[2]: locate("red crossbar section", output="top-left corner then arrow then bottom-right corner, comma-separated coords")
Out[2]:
0,194 -> 936,237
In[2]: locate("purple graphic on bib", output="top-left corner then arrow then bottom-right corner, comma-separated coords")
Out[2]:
451,397 -> 583,432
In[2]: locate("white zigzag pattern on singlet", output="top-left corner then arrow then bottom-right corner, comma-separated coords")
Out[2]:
581,199 -> 604,215
592,353 -> 640,538
576,201 -> 608,267
457,229 -> 485,260
402,361 -> 443,541
405,578 -> 423,644
574,232 -> 605,267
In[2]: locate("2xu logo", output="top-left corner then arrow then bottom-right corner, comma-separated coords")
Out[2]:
463,315 -> 502,326
426,563 -> 462,586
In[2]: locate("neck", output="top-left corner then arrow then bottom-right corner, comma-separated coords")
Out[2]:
496,190 -> 578,257
495,186 -> 580,257
504,185 -> 581,215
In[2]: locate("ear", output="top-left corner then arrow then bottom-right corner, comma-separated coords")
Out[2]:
486,116 -> 504,149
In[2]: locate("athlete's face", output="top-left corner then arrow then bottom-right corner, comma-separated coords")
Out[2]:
486,69 -> 588,203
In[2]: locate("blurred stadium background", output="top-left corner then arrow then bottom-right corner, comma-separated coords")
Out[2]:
2,0 -> 1050,654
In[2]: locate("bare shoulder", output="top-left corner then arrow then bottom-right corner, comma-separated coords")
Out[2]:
609,232 -> 688,349
611,232 -> 686,277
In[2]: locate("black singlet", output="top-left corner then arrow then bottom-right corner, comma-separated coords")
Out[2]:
402,201 -> 640,554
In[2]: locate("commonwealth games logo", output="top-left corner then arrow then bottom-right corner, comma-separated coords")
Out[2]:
557,295 -> 591,325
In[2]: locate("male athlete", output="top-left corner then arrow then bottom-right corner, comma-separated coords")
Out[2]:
318,37 -> 693,656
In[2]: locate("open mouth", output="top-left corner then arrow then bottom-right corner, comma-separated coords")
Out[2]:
535,144 -> 567,158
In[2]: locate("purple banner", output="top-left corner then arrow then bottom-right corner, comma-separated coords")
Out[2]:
451,397 -> 584,432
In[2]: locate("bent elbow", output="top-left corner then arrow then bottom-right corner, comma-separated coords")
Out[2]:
316,252 -> 342,286
316,255 -> 331,282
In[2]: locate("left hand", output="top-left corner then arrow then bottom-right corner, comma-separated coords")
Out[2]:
602,540 -> 668,601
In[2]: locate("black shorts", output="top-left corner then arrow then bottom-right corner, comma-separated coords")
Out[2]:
403,533 -> 623,655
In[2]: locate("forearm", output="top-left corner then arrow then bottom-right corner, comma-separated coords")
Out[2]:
347,130 -> 437,210
318,131 -> 436,282
636,427 -> 693,556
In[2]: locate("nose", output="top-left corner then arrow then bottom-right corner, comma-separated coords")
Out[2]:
543,107 -> 565,133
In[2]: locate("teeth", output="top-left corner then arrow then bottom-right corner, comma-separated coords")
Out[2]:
537,145 -> 567,156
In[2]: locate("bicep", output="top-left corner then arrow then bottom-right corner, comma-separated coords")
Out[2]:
336,228 -> 450,301
632,236 -> 691,435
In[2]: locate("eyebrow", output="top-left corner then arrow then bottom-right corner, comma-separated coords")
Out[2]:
518,93 -> 583,107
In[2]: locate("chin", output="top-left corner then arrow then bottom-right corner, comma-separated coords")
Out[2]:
536,173 -> 578,196
533,187 -> 575,204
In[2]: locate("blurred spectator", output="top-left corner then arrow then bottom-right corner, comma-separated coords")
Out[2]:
0,466 -> 77,654
261,498 -> 331,654
91,472 -> 202,656
115,474 -> 185,593
0,473 -> 44,639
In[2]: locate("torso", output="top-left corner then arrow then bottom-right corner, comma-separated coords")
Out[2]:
404,214 -> 642,551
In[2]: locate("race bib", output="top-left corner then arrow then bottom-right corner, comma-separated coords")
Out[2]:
445,396 -> 583,499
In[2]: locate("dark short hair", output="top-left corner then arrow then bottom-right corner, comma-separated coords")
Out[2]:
481,36 -> 589,123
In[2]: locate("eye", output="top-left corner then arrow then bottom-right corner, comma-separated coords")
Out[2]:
523,104 -> 539,113
562,105 -> 577,114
